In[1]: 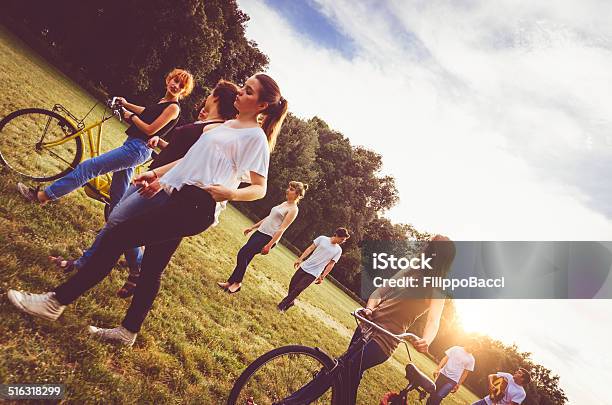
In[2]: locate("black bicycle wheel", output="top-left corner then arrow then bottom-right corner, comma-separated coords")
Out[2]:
0,108 -> 83,181
227,345 -> 338,405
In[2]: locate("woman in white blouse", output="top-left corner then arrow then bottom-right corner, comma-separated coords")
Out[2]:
8,74 -> 288,347
217,181 -> 308,294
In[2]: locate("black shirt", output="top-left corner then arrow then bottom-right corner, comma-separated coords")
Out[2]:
149,121 -> 223,170
125,101 -> 180,141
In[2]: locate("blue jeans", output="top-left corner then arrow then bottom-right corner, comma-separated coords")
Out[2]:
75,185 -> 170,272
45,137 -> 151,201
426,372 -> 457,405
471,399 -> 488,405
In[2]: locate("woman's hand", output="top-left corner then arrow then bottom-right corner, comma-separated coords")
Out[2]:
293,259 -> 302,269
243,227 -> 253,236
411,337 -> 430,353
132,170 -> 157,187
314,276 -> 323,284
138,179 -> 162,199
361,307 -> 373,319
122,108 -> 134,121
148,136 -> 161,148
450,384 -> 459,394
203,184 -> 235,202
261,244 -> 272,255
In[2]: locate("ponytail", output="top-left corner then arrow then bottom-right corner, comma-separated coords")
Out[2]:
289,180 -> 309,202
255,73 -> 288,151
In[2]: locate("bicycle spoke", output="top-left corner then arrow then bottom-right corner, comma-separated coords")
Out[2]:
233,350 -> 333,404
45,147 -> 78,169
0,109 -> 82,181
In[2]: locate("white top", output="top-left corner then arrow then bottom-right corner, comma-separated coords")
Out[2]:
258,203 -> 296,237
160,123 -> 269,224
440,346 -> 475,383
300,236 -> 342,277
484,372 -> 526,405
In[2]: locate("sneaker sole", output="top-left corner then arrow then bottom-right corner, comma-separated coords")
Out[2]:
16,183 -> 36,202
7,290 -> 60,321
87,326 -> 135,347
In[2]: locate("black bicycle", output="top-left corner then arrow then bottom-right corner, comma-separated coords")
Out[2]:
227,308 -> 436,404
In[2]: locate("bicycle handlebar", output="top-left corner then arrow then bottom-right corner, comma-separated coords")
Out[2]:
107,97 -> 125,122
352,308 -> 421,343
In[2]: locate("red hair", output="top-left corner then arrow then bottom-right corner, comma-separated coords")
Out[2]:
165,68 -> 194,99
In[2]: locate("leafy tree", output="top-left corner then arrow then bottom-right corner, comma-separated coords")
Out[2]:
3,0 -> 268,121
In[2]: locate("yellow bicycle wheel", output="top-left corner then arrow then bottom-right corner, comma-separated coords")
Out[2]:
0,108 -> 83,181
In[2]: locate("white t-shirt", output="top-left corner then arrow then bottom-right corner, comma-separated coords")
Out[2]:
440,346 -> 475,383
160,123 -> 269,224
484,372 -> 526,405
300,236 -> 342,277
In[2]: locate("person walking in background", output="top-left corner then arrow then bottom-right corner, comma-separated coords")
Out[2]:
48,80 -> 239,299
471,368 -> 530,405
217,181 -> 308,294
8,73 -> 288,348
276,235 -> 456,404
427,341 -> 477,405
277,227 -> 349,312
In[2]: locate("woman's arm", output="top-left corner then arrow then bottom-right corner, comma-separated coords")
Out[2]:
244,218 -> 265,236
204,171 -> 267,203
117,97 -> 145,114
413,298 -> 445,353
364,293 -> 384,314
147,136 -> 169,149
131,158 -> 184,198
261,208 -> 298,254
124,104 -> 180,136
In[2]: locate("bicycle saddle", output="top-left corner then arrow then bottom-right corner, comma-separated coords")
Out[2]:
405,363 -> 436,394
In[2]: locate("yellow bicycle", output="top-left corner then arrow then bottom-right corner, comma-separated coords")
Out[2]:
0,99 -> 150,211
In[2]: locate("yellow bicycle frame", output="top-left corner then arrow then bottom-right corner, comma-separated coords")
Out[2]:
42,111 -> 149,204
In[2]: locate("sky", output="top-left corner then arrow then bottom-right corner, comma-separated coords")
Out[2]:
236,0 -> 612,403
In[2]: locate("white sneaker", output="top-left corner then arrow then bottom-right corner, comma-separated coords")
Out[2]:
7,290 -> 65,321
87,325 -> 136,347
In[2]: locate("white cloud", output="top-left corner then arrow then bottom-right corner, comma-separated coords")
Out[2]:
240,0 -> 612,241
237,1 -> 612,402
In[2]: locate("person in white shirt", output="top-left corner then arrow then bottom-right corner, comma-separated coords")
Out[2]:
48,80 -> 240,301
8,73 -> 288,347
427,343 -> 477,405
217,181 -> 308,294
472,368 -> 530,405
277,228 -> 350,312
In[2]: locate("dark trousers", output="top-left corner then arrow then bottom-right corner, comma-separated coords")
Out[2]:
277,268 -> 316,311
426,372 -> 457,405
54,186 -> 216,333
227,231 -> 272,284
281,327 -> 389,404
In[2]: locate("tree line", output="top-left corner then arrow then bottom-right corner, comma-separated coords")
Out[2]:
2,1 -> 567,402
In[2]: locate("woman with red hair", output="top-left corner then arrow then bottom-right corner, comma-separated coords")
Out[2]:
17,68 -> 194,210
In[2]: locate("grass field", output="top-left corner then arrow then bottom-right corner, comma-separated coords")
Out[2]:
0,25 -> 479,404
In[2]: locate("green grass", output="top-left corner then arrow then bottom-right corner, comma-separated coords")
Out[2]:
0,25 -> 479,404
